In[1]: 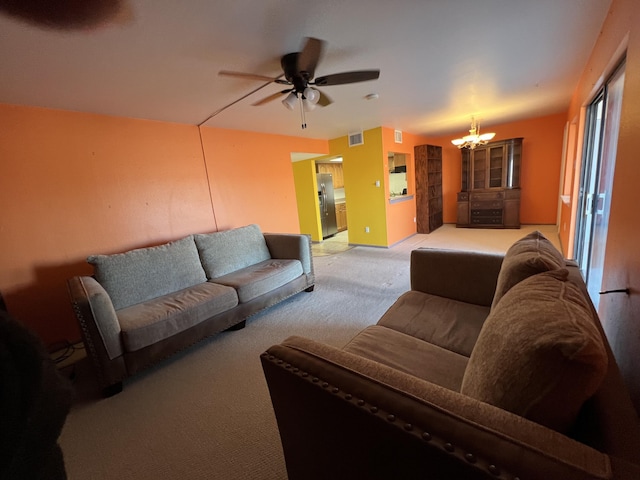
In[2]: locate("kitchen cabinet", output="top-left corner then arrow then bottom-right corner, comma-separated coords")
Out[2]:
317,163 -> 344,188
457,138 -> 522,229
335,203 -> 347,232
414,144 -> 443,233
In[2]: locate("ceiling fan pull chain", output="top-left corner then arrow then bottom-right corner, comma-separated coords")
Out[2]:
299,94 -> 307,129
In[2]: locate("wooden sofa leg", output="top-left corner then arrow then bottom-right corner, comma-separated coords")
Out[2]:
226,320 -> 246,332
102,381 -> 123,398
305,285 -> 315,292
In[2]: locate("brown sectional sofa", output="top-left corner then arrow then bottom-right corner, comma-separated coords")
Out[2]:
69,224 -> 314,396
261,231 -> 640,480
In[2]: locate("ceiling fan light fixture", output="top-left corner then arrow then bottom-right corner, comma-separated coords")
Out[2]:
303,87 -> 320,104
282,92 -> 298,110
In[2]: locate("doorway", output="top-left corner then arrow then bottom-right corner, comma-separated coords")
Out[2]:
574,58 -> 626,309
315,158 -> 348,246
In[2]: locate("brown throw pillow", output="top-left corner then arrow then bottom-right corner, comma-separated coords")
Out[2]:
491,230 -> 565,309
461,270 -> 608,433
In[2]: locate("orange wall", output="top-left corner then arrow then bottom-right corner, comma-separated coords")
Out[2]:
561,0 -> 640,411
0,104 -> 214,345
429,113 -> 566,226
199,127 -> 328,232
0,102 -> 569,348
0,104 -> 328,346
381,127 -> 432,245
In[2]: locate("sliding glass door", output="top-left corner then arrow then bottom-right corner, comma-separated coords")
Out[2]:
574,59 -> 626,309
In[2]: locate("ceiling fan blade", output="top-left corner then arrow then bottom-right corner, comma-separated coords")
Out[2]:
314,70 -> 380,86
251,89 -> 291,106
199,74 -> 285,125
0,0 -> 127,29
297,37 -> 325,80
317,90 -> 333,107
218,70 -> 280,82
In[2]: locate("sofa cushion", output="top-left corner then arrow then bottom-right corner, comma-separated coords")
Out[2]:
117,282 -> 238,352
343,325 -> 469,391
461,270 -> 608,433
212,259 -> 303,303
377,290 -> 490,357
194,224 -> 272,279
88,235 -> 207,310
491,230 -> 565,308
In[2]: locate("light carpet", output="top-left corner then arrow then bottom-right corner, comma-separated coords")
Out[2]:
59,224 -> 561,480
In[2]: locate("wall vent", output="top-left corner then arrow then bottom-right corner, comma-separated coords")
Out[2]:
348,131 -> 364,147
394,129 -> 403,143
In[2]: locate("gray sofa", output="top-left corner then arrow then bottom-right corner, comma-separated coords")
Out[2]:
262,231 -> 640,480
69,224 -> 314,396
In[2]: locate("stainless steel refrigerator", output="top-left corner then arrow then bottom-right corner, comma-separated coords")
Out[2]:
317,173 -> 338,239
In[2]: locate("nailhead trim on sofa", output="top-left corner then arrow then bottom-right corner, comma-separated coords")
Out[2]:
262,352 -> 519,480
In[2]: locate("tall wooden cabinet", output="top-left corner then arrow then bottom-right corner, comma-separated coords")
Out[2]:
414,144 -> 443,233
457,138 -> 523,228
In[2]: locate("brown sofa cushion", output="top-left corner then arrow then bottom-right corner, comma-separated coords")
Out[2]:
461,270 -> 608,433
491,230 -> 565,308
377,290 -> 490,357
342,325 -> 469,392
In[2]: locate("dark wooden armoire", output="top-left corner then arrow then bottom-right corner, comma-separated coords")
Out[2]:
456,138 -> 523,229
414,144 -> 443,233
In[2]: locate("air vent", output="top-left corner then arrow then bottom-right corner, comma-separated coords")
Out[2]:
394,129 -> 403,143
348,131 -> 364,147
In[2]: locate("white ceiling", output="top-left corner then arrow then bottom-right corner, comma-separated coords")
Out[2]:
0,0 -> 611,140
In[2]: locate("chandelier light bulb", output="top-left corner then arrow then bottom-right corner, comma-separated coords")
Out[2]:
479,132 -> 496,141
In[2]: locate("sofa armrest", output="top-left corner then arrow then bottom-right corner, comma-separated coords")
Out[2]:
262,336 -> 636,480
410,248 -> 504,307
264,233 -> 313,276
67,276 -> 127,388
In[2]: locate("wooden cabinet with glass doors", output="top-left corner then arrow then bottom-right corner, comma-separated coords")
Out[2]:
457,138 -> 523,228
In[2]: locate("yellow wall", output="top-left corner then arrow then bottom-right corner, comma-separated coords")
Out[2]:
329,128 -> 388,246
560,0 -> 640,411
293,128 -> 433,247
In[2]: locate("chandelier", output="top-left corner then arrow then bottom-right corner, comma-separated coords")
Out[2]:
451,117 -> 495,149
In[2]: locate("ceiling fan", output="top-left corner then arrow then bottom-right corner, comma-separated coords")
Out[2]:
217,37 -> 380,129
